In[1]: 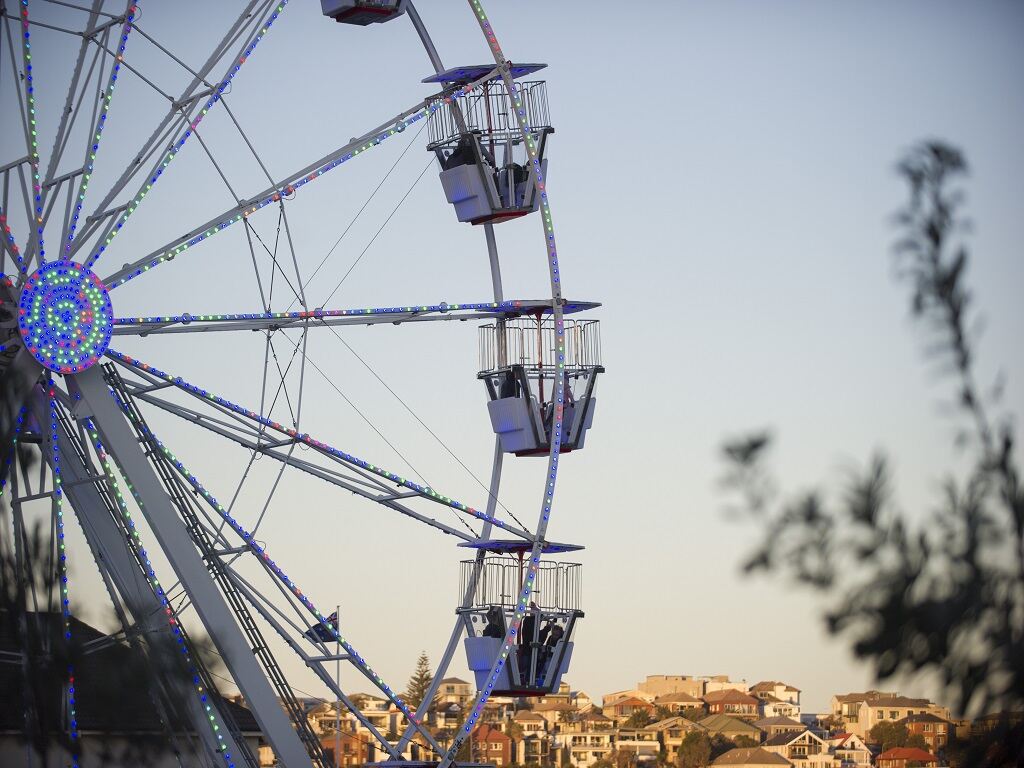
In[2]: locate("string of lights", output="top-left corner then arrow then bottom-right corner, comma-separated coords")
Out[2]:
64,5 -> 138,255
83,415 -> 241,765
48,378 -> 80,766
107,391 -> 438,749
445,2 -> 569,760
84,1 -> 290,272
105,348 -> 526,537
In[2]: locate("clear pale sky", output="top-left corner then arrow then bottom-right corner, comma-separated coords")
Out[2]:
6,1 -> 1023,715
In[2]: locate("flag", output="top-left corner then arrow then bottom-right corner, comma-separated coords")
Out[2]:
304,611 -> 338,642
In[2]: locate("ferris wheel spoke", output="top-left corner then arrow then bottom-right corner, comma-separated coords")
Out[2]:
0,201 -> 30,276
104,349 -> 525,535
219,565 -> 412,759
110,297 -> 598,335
54,3 -> 137,257
112,398 -> 445,757
100,69 -> 499,289
38,0 -> 105,254
109,356 -> 526,542
6,3 -> 45,267
68,0 -> 285,269
436,4 -> 572,766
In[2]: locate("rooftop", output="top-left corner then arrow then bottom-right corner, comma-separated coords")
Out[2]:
654,692 -> 702,704
751,681 -> 801,693
703,689 -> 759,705
712,747 -> 792,766
610,696 -> 654,709
899,712 -> 950,724
877,747 -> 939,761
754,716 -> 805,728
513,710 -> 545,722
699,714 -> 761,735
764,730 -> 815,747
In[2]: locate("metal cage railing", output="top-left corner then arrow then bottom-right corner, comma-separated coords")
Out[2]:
460,558 -> 581,611
478,318 -> 602,376
428,81 -> 551,149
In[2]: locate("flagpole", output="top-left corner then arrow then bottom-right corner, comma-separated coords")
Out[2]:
335,603 -> 341,767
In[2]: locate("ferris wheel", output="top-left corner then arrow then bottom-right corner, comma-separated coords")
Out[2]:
0,1 -> 604,767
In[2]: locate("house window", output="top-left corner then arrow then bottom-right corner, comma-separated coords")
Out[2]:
890,711 -> 898,719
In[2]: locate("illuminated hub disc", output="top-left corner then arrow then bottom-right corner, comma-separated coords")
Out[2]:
18,260 -> 114,374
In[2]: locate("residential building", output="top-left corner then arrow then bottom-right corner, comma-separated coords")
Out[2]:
645,716 -> 706,764
831,691 -> 899,726
830,692 -> 949,738
897,712 -> 952,752
615,724 -> 660,765
704,676 -> 750,695
751,682 -> 801,706
437,677 -> 474,708
563,712 -> 615,768
762,729 -> 833,764
875,747 -> 939,768
607,696 -> 656,724
828,733 -> 871,768
712,747 -> 793,767
512,710 -> 550,766
513,710 -> 548,737
572,691 -> 595,712
654,691 -> 705,715
532,700 -> 577,730
319,731 -> 372,768
758,695 -> 801,720
970,711 -> 1024,739
349,692 -> 391,732
306,701 -> 342,736
703,689 -> 761,720
754,716 -> 806,741
519,732 -> 551,766
638,675 -> 707,699
471,724 -> 513,767
603,689 -> 654,706
699,714 -> 763,743
435,701 -> 466,731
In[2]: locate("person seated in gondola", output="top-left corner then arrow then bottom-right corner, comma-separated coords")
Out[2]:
536,620 -> 564,684
444,134 -> 496,172
483,605 -> 505,638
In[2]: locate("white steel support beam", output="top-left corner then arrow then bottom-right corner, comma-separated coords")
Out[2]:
43,401 -> 240,765
68,366 -> 314,768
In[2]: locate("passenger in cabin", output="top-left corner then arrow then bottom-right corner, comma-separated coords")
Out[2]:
483,606 -> 504,638
537,621 -> 565,684
444,136 -> 496,172
444,136 -> 476,170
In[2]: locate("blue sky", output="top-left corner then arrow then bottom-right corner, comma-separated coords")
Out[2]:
5,1 -> 1022,713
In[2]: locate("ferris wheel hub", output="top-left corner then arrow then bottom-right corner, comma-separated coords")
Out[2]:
18,260 -> 114,374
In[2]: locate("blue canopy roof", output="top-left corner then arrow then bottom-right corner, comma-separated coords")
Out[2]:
422,63 -> 547,84
458,539 -> 583,554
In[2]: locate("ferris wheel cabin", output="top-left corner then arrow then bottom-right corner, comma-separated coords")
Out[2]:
460,542 -> 583,697
320,0 -> 407,25
479,316 -> 602,456
425,64 -> 552,225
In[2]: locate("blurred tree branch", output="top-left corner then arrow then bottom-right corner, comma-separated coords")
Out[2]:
722,142 -> 1023,765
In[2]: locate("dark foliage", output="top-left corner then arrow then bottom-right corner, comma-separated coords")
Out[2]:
0,518 -> 82,762
722,142 -> 1023,765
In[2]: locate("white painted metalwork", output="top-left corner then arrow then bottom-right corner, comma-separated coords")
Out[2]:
0,2 -> 599,765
